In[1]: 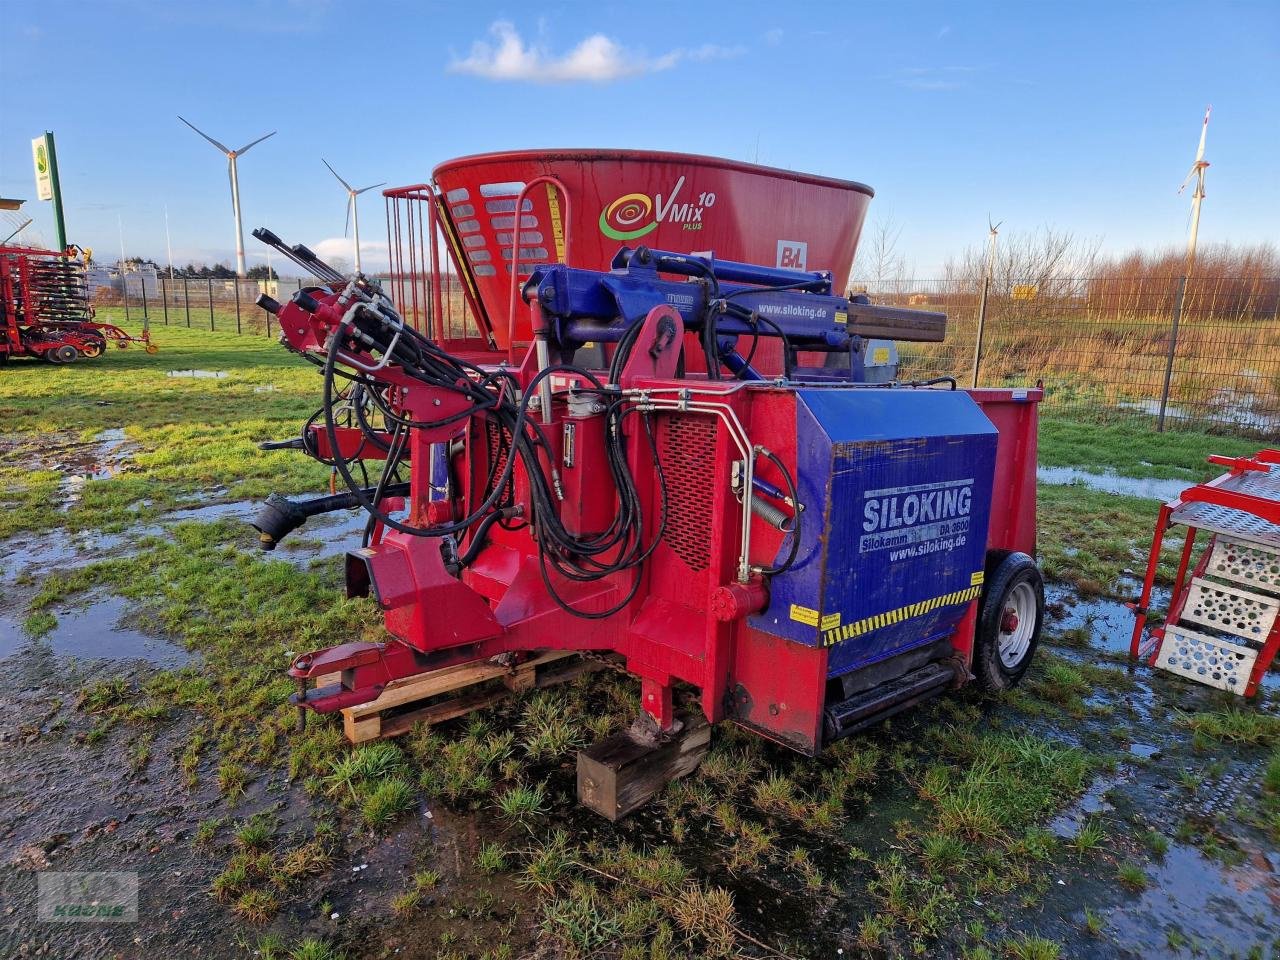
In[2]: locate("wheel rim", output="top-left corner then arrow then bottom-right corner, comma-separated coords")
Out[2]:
997,581 -> 1037,669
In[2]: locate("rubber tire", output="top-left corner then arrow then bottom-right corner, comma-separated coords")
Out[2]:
973,550 -> 1044,691
82,338 -> 106,358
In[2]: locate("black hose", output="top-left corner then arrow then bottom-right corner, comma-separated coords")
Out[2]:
755,449 -> 802,576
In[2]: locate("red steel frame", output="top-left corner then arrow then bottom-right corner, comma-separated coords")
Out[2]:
1130,449 -> 1280,697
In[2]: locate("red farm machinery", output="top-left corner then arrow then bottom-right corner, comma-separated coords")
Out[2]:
0,244 -> 155,366
251,150 -> 1044,818
1130,450 -> 1280,697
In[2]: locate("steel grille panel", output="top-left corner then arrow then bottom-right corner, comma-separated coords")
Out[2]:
1223,469 -> 1280,501
659,416 -> 717,572
1156,625 -> 1256,693
1183,577 -> 1279,641
1207,537 -> 1280,595
1170,501 -> 1280,549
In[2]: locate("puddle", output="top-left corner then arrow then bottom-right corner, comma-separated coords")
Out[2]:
0,529 -> 135,578
1037,466 -> 1190,503
275,508 -> 370,567
1049,771 -> 1124,837
166,369 -> 229,379
1045,584 -> 1150,654
0,596 -> 192,668
164,500 -> 258,525
55,430 -> 138,507
1103,842 -> 1280,957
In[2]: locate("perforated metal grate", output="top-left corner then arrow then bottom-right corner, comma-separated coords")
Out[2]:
1155,625 -> 1257,693
1183,577 -> 1280,642
659,416 -> 717,572
1207,537 -> 1280,596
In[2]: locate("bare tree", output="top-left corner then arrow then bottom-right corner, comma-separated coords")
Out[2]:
944,225 -> 1102,296
853,212 -> 911,293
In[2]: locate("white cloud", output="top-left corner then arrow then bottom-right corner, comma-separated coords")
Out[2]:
313,237 -> 389,273
449,21 -> 743,84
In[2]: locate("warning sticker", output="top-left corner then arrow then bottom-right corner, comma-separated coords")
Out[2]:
789,604 -> 819,627
970,570 -> 985,586
820,612 -> 842,631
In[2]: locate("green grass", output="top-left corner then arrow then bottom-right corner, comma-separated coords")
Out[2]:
1180,708 -> 1280,746
497,780 -> 549,822
0,320 -> 331,540
1038,415 -> 1260,481
1117,862 -> 1149,890
999,933 -> 1062,960
1037,484 -> 1185,595
360,776 -> 416,828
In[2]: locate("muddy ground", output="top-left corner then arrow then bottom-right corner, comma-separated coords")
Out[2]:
1,426 -> 1278,959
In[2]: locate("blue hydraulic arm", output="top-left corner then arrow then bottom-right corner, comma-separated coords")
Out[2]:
525,245 -> 946,381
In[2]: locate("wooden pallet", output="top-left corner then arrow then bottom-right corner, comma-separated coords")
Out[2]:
337,650 -> 600,744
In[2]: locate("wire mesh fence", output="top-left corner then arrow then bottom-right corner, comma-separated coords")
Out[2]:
102,274 -> 479,340
853,274 -> 1280,436
105,272 -> 1280,436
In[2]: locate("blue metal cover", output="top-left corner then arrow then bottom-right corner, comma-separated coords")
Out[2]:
749,388 -> 998,678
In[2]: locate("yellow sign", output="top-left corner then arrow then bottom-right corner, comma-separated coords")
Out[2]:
789,603 -> 819,627
872,347 -> 891,365
1012,284 -> 1038,301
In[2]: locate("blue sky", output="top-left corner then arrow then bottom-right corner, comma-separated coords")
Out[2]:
1,0 -> 1276,276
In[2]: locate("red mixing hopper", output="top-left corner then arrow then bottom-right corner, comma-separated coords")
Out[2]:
397,150 -> 873,351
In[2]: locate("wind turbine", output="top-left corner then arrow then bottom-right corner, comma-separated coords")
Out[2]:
178,117 -> 275,277
322,159 -> 385,274
985,216 -> 1002,279
1177,105 -> 1211,275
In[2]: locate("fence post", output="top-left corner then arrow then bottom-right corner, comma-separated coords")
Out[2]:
234,278 -> 242,334
1156,275 -> 1187,432
208,279 -> 215,331
184,278 -> 191,328
970,275 -> 990,388
161,277 -> 169,325
122,275 -> 131,323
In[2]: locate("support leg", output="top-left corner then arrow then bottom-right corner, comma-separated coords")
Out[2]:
1129,504 -> 1171,659
640,675 -> 674,731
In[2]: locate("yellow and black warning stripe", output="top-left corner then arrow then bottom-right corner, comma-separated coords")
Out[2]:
822,576 -> 984,647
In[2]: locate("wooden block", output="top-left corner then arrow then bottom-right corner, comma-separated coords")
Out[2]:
577,715 -> 711,821
338,650 -> 584,744
343,710 -> 383,744
377,688 -> 510,740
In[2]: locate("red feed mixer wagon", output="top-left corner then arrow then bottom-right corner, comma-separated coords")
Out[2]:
252,149 -> 1043,818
